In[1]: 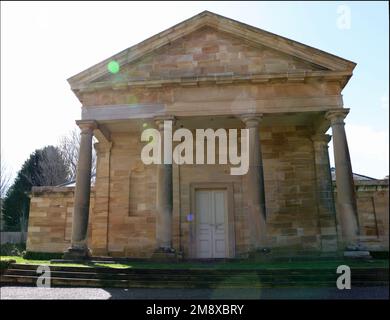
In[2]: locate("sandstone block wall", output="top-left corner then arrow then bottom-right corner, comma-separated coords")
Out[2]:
355,181 -> 389,250
97,26 -> 325,83
104,132 -> 157,258
262,125 -> 324,251
26,187 -> 94,253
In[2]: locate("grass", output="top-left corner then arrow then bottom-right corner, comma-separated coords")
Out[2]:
0,256 -> 93,268
1,255 -> 388,270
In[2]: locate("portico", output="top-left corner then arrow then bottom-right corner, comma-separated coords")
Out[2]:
63,110 -> 358,260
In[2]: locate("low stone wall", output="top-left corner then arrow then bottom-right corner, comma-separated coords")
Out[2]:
355,180 -> 389,250
26,186 -> 94,254
1,232 -> 27,244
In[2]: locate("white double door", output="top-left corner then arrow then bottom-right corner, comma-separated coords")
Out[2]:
195,189 -> 228,258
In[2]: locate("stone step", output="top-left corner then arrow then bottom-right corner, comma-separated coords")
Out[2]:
8,263 -> 346,274
79,255 -> 346,262
5,268 -> 388,281
2,267 -> 388,289
4,269 -> 350,281
1,274 -> 387,289
7,263 -> 388,276
3,263 -> 387,289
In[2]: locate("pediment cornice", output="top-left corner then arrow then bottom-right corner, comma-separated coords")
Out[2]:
74,70 -> 352,94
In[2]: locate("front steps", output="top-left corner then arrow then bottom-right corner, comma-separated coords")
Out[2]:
1,263 -> 388,289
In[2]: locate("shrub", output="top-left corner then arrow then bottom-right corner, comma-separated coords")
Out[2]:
0,259 -> 16,273
23,251 -> 63,260
0,243 -> 26,257
370,251 -> 389,259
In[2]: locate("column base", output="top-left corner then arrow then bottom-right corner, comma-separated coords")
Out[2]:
151,247 -> 179,261
343,250 -> 371,259
63,247 -> 91,261
343,241 -> 372,259
346,242 -> 367,251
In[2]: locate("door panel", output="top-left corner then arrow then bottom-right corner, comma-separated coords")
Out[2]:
196,191 -> 213,258
213,190 -> 226,258
196,189 -> 227,258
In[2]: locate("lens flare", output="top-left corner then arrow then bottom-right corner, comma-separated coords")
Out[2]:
107,60 -> 120,74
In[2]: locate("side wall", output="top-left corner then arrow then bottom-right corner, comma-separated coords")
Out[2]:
26,187 -> 94,253
355,181 -> 389,250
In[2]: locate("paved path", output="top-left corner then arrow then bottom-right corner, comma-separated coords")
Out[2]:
1,286 -> 388,299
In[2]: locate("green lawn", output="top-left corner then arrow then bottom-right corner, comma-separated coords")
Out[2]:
1,255 -> 388,270
1,256 -> 129,269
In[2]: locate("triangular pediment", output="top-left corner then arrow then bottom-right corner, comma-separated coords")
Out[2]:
92,26 -> 329,84
68,11 -> 356,91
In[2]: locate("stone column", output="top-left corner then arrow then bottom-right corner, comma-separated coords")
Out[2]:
311,133 -> 338,252
325,110 -> 359,244
64,120 -> 97,259
241,114 -> 267,248
154,116 -> 175,253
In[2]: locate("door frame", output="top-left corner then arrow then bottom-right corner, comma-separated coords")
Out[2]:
189,182 -> 235,258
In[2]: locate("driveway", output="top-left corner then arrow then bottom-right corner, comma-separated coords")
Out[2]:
1,286 -> 389,299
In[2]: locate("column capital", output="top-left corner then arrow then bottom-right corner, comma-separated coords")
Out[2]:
311,133 -> 332,144
241,113 -> 263,128
94,141 -> 112,154
325,109 -> 350,125
76,120 -> 98,133
154,115 -> 176,129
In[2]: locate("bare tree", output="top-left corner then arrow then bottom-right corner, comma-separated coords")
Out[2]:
37,146 -> 69,186
58,128 -> 97,181
1,161 -> 11,198
1,161 -> 11,231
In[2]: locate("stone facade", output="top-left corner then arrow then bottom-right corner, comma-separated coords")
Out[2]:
26,11 -> 388,258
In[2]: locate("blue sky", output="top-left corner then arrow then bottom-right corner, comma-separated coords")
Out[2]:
1,1 -> 389,180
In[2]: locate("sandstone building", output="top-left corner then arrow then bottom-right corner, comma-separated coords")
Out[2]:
26,11 -> 389,259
